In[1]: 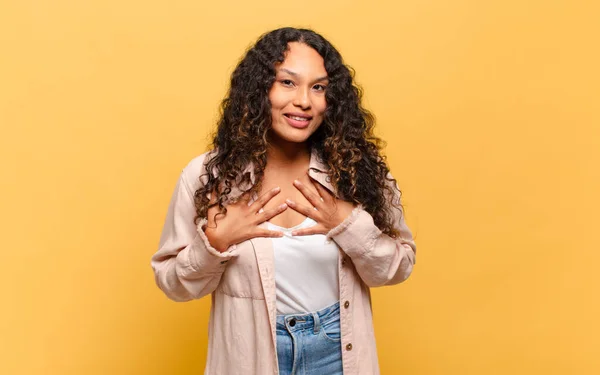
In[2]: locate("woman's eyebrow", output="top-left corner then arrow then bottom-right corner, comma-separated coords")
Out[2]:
279,68 -> 329,83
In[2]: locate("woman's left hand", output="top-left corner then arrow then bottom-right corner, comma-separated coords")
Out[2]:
285,173 -> 356,236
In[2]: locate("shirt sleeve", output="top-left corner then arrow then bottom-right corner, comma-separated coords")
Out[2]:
150,167 -> 239,302
326,175 -> 416,288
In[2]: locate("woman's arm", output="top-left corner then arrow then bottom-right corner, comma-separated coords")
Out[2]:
151,159 -> 239,302
326,177 -> 416,288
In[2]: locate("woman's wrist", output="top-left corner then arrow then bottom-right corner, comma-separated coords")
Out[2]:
203,226 -> 230,253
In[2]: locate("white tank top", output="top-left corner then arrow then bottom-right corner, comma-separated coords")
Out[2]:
266,217 -> 340,315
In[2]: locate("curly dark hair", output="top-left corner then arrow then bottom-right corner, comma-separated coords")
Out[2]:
194,27 -> 404,238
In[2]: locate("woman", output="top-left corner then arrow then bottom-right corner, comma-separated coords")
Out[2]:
151,27 -> 416,375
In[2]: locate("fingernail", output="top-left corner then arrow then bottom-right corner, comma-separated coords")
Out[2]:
273,186 -> 281,192
290,231 -> 297,236
279,203 -> 287,209
293,180 -> 300,185
286,199 -> 295,205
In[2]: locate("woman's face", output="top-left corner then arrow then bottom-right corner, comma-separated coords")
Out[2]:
268,42 -> 328,145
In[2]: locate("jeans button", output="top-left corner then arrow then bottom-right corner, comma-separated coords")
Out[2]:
289,318 -> 296,327
344,301 -> 350,308
346,343 -> 353,351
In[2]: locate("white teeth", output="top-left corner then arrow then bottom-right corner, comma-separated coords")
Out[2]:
289,115 -> 310,121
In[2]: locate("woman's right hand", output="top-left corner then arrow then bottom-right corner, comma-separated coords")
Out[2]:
203,187 -> 288,252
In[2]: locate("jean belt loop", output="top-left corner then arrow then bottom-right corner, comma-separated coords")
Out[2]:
312,312 -> 321,334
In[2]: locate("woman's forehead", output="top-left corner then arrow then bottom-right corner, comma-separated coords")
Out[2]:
276,42 -> 327,77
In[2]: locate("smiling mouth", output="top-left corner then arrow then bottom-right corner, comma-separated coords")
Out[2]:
284,114 -> 313,121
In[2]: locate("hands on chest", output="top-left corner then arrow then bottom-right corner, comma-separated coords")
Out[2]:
203,172 -> 356,252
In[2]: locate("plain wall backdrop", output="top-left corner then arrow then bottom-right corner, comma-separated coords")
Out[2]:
1,0 -> 598,374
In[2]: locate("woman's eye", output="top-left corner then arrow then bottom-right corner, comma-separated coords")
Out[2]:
313,84 -> 327,91
281,79 -> 294,86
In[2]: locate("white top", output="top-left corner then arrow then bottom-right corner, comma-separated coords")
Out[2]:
266,217 -> 340,315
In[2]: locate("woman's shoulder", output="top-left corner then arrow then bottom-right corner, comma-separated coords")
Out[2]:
180,149 -> 217,190
182,149 -> 215,172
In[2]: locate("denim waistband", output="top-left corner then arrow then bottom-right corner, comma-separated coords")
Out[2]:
276,301 -> 340,332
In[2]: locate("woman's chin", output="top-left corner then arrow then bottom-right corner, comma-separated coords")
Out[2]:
268,128 -> 313,145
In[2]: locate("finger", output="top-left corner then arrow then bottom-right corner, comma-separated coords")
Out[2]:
285,199 -> 317,218
309,175 -> 334,204
257,203 -> 288,223
255,228 -> 285,238
291,225 -> 327,236
250,186 -> 281,212
293,179 -> 323,209
304,176 -> 324,201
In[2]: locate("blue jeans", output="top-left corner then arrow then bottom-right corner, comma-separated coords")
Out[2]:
276,301 -> 343,375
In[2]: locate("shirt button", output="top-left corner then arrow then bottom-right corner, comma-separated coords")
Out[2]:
346,343 -> 353,351
344,301 -> 350,308
289,319 -> 296,327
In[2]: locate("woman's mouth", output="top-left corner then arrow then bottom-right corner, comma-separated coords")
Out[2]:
284,114 -> 312,129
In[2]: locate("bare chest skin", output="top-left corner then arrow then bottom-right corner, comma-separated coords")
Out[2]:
258,168 -> 319,229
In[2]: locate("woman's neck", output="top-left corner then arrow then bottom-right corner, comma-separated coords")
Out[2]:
266,141 -> 311,171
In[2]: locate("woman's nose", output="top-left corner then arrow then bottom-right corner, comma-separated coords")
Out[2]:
293,87 -> 310,109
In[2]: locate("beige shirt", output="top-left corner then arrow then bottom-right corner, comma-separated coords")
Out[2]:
151,149 -> 417,375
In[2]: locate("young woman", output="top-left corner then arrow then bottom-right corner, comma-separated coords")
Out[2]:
151,27 -> 416,375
